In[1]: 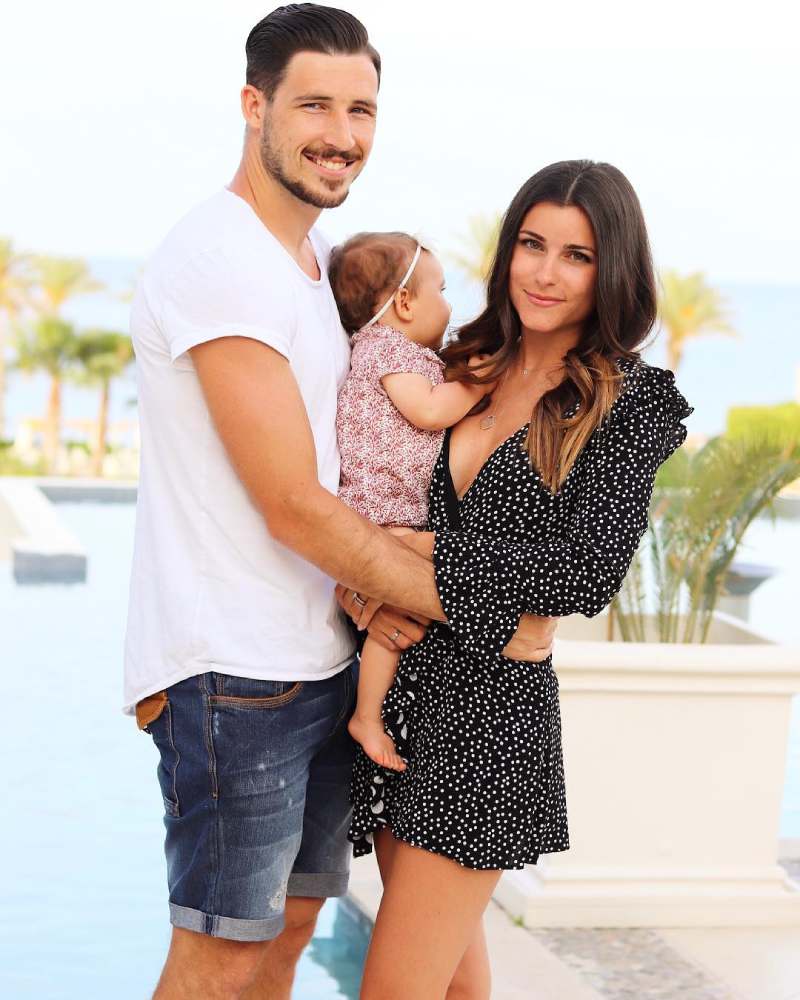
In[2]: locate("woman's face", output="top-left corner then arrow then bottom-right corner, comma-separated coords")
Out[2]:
508,202 -> 598,343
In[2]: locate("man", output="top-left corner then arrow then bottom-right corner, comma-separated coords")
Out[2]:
125,6 -> 555,999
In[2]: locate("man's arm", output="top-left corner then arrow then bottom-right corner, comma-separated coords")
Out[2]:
191,337 -> 557,657
190,337 -> 446,618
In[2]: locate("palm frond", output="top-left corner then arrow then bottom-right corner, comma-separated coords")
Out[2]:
612,434 -> 800,643
447,213 -> 502,285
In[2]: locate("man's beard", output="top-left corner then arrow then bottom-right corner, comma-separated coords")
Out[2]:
259,125 -> 354,210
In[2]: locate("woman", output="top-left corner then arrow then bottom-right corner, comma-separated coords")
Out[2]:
344,160 -> 692,999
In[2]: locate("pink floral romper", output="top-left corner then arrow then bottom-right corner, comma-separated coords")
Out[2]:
337,323 -> 446,527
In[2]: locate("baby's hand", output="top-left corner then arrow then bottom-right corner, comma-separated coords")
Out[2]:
467,353 -> 499,393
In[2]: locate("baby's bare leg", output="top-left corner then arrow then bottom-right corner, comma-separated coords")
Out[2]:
349,636 -> 406,772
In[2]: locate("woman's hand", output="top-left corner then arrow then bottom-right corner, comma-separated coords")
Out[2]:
368,605 -> 430,651
502,614 -> 558,662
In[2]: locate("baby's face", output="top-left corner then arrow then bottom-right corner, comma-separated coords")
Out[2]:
408,252 -> 452,350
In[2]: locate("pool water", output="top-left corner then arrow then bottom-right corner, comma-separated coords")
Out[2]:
0,502 -> 369,998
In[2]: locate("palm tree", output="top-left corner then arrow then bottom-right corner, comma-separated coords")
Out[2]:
658,270 -> 736,372
73,329 -> 134,477
31,255 -> 103,316
0,239 -> 33,440
14,255 -> 104,471
448,213 -> 503,285
14,317 -> 80,473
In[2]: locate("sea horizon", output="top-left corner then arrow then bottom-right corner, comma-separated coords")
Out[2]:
2,257 -> 799,441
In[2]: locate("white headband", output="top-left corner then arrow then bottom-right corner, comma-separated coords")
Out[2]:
365,243 -> 423,327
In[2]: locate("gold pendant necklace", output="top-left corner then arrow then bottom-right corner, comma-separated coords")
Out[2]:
479,368 -> 510,431
479,355 -> 540,429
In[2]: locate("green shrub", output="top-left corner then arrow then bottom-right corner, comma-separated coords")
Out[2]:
0,451 -> 46,476
727,403 -> 800,446
65,439 -> 91,455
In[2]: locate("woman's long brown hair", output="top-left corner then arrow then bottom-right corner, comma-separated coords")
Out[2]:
442,160 -> 658,492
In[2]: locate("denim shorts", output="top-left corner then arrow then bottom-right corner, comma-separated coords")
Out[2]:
139,661 -> 358,941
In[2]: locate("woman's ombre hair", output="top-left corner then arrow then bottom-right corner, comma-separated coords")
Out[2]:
443,160 -> 657,492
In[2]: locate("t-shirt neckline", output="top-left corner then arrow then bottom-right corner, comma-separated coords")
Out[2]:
221,188 -> 324,288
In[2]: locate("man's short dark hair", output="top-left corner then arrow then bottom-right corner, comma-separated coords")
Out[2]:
246,4 -> 381,98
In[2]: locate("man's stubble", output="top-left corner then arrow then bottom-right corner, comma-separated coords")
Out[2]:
259,118 -> 352,210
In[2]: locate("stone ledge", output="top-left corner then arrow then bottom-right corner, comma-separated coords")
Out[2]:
35,476 -> 138,504
0,478 -> 87,583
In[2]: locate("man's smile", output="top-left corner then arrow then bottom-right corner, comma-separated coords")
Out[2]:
303,152 -> 358,177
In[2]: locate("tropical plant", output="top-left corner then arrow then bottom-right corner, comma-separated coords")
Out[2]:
658,270 -> 736,372
73,329 -> 134,476
727,403 -> 800,448
0,442 -> 45,477
0,238 -> 33,438
31,255 -> 103,316
610,435 -> 800,644
448,213 -> 503,285
14,316 -> 80,473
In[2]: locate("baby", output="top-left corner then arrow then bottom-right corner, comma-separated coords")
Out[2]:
329,232 -> 493,771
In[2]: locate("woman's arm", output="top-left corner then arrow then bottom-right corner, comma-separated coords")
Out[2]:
398,531 -> 557,659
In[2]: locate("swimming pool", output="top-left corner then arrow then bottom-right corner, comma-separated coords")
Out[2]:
0,502 -> 369,999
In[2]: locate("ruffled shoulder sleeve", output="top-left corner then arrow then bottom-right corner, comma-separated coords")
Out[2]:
611,359 -> 694,464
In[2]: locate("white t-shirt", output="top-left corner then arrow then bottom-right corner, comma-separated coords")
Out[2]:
123,189 -> 356,714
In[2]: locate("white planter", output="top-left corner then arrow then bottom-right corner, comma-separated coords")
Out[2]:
494,612 -> 800,927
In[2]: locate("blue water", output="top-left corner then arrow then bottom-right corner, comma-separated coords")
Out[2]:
0,502 -> 369,999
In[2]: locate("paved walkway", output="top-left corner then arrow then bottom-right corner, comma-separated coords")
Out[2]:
347,855 -> 800,999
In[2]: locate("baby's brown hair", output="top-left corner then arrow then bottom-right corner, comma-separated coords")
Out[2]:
329,232 -> 423,334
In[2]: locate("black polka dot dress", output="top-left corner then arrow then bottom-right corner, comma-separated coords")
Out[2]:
349,359 -> 693,870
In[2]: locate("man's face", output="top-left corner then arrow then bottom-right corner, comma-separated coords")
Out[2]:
258,51 -> 378,209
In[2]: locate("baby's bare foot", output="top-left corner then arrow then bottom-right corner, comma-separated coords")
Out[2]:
348,714 -> 406,772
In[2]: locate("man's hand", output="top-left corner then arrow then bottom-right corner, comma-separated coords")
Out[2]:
334,583 -> 382,630
335,583 -> 429,651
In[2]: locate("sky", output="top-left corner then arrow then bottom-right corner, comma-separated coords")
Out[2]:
2,0 -> 799,285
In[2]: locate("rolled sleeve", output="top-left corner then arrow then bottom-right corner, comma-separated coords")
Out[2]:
162,248 -> 296,365
432,532 -> 523,661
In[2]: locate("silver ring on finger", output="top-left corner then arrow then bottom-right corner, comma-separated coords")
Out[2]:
351,591 -> 367,609
390,628 -> 401,643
